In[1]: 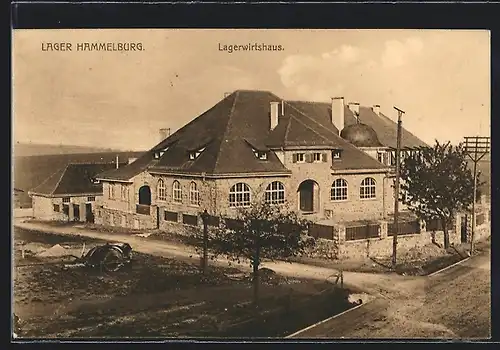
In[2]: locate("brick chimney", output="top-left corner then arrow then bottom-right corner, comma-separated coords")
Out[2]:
270,102 -> 280,130
331,97 -> 345,134
159,128 -> 171,142
372,104 -> 380,116
348,102 -> 360,116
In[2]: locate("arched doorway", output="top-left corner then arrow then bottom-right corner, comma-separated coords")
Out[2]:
138,185 -> 151,205
298,180 -> 320,213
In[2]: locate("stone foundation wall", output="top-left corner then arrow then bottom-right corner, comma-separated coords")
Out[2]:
301,238 -> 339,260
96,207 -> 157,230
338,230 -> 458,260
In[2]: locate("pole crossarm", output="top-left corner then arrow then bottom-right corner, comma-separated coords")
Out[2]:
464,136 -> 490,162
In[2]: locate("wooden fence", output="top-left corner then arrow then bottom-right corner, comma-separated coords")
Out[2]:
345,224 -> 380,241
426,218 -> 456,232
308,223 -> 334,240
387,220 -> 420,236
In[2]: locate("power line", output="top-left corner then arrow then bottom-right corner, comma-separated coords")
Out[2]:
463,136 -> 490,254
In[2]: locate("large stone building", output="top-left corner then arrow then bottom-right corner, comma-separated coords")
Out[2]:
95,90 -> 427,230
29,162 -> 125,222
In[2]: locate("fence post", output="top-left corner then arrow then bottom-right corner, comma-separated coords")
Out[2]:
419,219 -> 427,234
484,206 -> 490,224
379,220 -> 388,239
337,225 -> 346,243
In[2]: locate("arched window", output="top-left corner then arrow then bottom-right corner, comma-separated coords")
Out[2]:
331,179 -> 348,201
265,181 -> 285,204
229,183 -> 251,207
121,185 -> 129,201
189,181 -> 199,206
360,177 -> 376,199
172,180 -> 182,203
157,179 -> 167,201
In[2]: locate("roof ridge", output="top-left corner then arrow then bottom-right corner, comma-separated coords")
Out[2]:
284,117 -> 292,142
212,91 -> 240,172
152,93 -> 241,151
234,89 -> 274,94
286,101 -> 386,153
286,113 -> 335,144
285,101 -> 342,138
67,161 -> 123,166
29,166 -> 65,194
51,164 -> 70,195
286,99 -> 329,105
377,112 -> 429,147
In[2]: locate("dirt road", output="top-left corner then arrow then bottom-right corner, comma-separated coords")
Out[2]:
13,219 -> 413,299
290,248 -> 491,339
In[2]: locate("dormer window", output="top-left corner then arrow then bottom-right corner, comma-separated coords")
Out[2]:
154,147 -> 169,159
377,151 -> 384,163
253,150 -> 268,160
332,150 -> 342,160
189,147 -> 206,160
389,151 -> 396,166
244,139 -> 269,161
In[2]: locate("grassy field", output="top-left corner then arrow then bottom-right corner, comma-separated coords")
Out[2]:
13,227 -> 355,339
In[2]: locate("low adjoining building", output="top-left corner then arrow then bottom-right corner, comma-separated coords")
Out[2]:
28,162 -> 125,222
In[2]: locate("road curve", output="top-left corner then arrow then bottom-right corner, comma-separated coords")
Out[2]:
289,249 -> 491,339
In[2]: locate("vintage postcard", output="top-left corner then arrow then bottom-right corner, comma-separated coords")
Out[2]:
12,29 -> 491,340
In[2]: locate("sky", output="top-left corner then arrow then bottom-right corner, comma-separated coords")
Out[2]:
12,29 -> 490,151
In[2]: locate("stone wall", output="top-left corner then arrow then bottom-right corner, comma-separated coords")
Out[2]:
461,202 -> 491,243
32,196 -> 64,221
32,195 -> 102,222
339,230 -> 458,260
96,207 -> 157,230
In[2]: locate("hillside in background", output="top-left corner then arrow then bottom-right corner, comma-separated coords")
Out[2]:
469,159 -> 491,198
13,142 -> 134,157
14,151 -> 145,208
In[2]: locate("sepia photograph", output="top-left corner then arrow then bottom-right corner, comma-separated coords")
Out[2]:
12,29 -> 491,340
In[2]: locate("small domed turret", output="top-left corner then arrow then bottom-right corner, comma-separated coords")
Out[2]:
340,123 -> 383,147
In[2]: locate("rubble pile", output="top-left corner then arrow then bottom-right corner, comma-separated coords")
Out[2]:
38,244 -> 68,257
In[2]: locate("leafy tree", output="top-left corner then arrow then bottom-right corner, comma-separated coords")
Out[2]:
399,140 -> 483,249
193,200 -> 313,306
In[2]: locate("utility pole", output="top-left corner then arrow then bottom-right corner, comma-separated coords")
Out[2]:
464,136 -> 490,255
392,106 -> 405,270
201,209 -> 209,274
